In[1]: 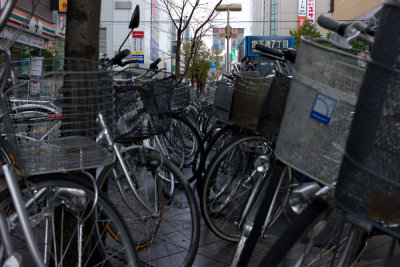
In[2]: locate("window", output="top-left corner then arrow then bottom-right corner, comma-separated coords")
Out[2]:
327,0 -> 334,13
99,28 -> 107,56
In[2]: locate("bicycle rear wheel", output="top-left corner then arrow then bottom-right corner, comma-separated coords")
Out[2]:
200,135 -> 289,242
0,174 -> 139,266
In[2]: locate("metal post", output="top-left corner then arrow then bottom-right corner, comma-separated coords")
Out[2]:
227,9 -> 230,73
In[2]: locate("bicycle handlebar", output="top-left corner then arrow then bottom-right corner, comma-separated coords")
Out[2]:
317,15 -> 349,36
110,49 -> 130,66
149,58 -> 161,70
0,0 -> 16,32
255,44 -> 297,63
255,44 -> 284,57
120,59 -> 141,66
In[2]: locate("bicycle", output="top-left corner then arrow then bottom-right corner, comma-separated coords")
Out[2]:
230,9 -> 381,266
199,48 -> 296,243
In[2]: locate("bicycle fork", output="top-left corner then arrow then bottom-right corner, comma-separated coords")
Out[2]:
96,113 -> 158,217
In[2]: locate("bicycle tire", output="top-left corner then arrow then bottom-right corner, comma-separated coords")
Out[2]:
169,112 -> 204,183
230,160 -> 291,266
259,198 -> 367,266
200,135 -> 288,242
0,174 -> 139,266
98,147 -> 201,267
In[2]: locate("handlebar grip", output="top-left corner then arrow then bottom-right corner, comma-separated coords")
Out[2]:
317,15 -> 347,36
255,44 -> 284,57
111,49 -> 130,65
149,58 -> 161,70
120,59 -> 140,66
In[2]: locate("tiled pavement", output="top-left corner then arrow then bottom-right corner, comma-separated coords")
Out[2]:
187,180 -> 400,267
118,167 -> 400,267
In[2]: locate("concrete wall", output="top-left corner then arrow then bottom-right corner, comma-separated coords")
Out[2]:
251,0 -> 330,37
331,0 -> 381,20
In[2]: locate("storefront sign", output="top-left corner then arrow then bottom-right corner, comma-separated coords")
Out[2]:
298,0 -> 307,27
0,26 -> 44,49
245,36 -> 294,57
307,0 -> 316,24
57,14 -> 66,35
59,0 -> 68,13
7,9 -> 55,40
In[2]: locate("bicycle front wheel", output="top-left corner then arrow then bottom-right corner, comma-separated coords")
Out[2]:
0,174 -> 139,266
200,135 -> 289,242
99,147 -> 201,266
260,199 -> 367,266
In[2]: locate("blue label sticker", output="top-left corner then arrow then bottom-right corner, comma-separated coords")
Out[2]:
131,54 -> 144,64
310,93 -> 337,125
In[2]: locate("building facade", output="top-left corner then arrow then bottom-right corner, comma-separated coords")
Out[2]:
251,0 -> 330,36
250,0 -> 382,38
0,0 -> 64,62
330,0 -> 381,21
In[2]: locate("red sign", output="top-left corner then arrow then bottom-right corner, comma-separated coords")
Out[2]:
132,31 -> 144,38
307,0 -> 315,24
298,16 -> 306,28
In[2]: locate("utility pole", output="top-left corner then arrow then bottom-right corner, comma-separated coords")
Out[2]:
216,4 -> 242,73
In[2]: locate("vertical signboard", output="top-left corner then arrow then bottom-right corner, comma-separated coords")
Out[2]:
132,31 -> 144,63
231,28 -> 244,50
307,0 -> 316,24
59,0 -> 68,13
212,28 -> 225,50
298,0 -> 307,28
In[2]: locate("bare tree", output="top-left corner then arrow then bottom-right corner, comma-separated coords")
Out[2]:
160,0 -> 221,78
182,17 -> 218,80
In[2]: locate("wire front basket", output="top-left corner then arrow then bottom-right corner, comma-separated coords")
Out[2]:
335,52 -> 400,238
115,79 -> 173,141
214,80 -> 234,121
231,71 -> 272,131
171,83 -> 190,110
275,37 -> 365,186
1,58 -> 115,175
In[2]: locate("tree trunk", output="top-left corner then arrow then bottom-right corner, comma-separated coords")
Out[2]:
65,0 -> 101,60
176,33 -> 182,77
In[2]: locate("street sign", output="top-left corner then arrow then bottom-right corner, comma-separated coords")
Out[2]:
210,62 -> 217,68
245,36 -> 294,57
131,51 -> 144,64
231,50 -> 236,61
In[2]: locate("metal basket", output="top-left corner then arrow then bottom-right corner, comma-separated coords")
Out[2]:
231,71 -> 272,131
115,79 -> 173,141
275,37 -> 365,186
171,83 -> 190,110
1,58 -> 115,175
335,53 -> 400,237
214,81 -> 234,121
258,71 -> 291,137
